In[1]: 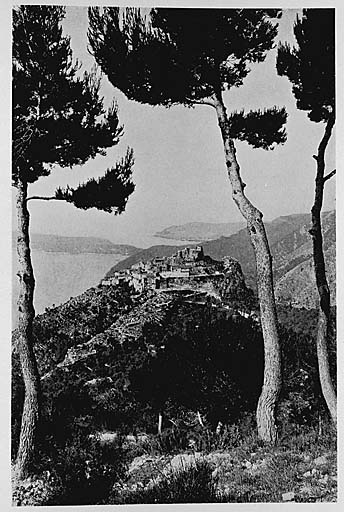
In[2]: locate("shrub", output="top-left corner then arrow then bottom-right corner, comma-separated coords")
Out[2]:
278,419 -> 336,455
110,459 -> 219,504
12,472 -> 63,506
152,428 -> 189,454
27,425 -> 128,505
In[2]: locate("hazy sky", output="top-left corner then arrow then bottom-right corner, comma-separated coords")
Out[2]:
11,6 -> 336,247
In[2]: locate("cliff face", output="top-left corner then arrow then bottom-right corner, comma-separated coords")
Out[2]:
219,257 -> 251,303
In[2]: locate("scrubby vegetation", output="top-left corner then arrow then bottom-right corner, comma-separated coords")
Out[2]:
11,283 -> 337,505
108,421 -> 336,504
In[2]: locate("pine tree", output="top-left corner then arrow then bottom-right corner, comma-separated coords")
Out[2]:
277,8 -> 336,425
12,5 -> 135,482
88,7 -> 287,443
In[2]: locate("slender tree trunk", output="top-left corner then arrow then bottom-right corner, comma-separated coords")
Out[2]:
310,115 -> 336,425
197,410 -> 204,428
14,178 -> 41,482
158,412 -> 163,435
213,93 -> 281,444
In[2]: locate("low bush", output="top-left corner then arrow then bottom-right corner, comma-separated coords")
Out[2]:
110,458 -> 219,504
12,472 -> 63,506
15,425 -> 129,506
52,433 -> 127,505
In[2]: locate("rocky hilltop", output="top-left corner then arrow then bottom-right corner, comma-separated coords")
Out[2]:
108,211 -> 335,309
101,245 -> 253,306
12,233 -> 336,507
13,253 -> 254,383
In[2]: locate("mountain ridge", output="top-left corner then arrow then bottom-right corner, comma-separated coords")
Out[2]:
155,221 -> 245,241
12,232 -> 140,256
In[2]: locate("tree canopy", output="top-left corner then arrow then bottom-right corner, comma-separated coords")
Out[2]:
89,8 -> 280,106
88,7 -> 286,150
277,9 -> 335,123
13,4 -> 134,213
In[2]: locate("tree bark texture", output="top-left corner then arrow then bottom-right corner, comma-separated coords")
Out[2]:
213,93 -> 281,444
14,178 -> 41,482
310,115 -> 336,425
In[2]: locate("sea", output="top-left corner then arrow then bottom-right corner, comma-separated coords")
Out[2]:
11,235 -> 190,329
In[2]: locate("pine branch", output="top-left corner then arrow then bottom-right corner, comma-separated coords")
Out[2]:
186,97 -> 216,108
55,147 -> 135,214
26,196 -> 64,202
227,107 -> 287,150
323,169 -> 336,183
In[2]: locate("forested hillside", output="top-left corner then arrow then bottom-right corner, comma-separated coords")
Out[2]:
12,276 -> 336,505
13,276 -> 336,444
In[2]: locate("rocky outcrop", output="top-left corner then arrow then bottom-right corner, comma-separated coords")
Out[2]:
220,257 -> 250,302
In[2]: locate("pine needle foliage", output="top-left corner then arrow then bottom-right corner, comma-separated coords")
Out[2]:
227,107 -> 287,150
12,4 -> 132,199
88,7 -> 286,150
55,148 -> 135,214
276,9 -> 335,123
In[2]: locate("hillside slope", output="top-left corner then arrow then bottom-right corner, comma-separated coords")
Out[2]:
273,210 -> 335,308
155,221 -> 245,241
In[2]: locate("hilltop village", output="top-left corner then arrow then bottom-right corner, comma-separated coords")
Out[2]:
101,246 -> 232,293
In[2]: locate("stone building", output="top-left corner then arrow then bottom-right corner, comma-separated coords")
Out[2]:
101,246 -> 234,295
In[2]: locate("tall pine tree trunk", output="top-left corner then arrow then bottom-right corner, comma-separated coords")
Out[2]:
213,93 -> 281,444
310,115 -> 336,425
14,178 -> 41,482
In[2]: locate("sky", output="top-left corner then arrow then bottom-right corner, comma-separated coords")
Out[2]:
10,5 -> 336,248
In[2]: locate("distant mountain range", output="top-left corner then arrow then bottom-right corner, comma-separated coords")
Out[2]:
155,221 -> 245,241
109,212 -> 312,278
12,232 -> 139,256
108,211 -> 335,309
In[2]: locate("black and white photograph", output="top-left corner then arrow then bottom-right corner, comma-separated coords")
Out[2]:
4,0 -> 341,507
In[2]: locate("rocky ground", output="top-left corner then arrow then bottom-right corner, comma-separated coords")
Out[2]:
112,441 -> 337,503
